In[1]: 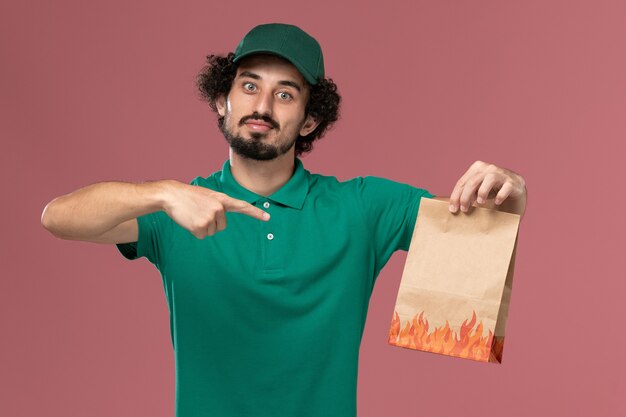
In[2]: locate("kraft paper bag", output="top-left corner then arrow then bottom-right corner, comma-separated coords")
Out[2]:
388,198 -> 520,363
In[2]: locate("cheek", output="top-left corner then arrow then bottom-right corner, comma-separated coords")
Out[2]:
223,99 -> 244,124
281,108 -> 307,127
226,95 -> 257,120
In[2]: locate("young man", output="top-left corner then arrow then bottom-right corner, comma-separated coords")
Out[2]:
41,23 -> 527,417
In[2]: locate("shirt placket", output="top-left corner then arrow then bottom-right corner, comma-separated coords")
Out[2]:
260,198 -> 282,272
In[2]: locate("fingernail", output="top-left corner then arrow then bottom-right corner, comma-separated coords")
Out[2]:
449,204 -> 456,212
477,197 -> 484,204
461,205 -> 467,212
263,212 -> 270,220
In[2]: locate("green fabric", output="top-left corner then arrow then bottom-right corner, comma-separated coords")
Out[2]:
116,157 -> 434,417
233,23 -> 325,85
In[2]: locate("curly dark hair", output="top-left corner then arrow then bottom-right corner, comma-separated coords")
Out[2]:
196,52 -> 341,157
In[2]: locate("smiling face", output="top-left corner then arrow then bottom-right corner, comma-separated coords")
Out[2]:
215,54 -> 320,161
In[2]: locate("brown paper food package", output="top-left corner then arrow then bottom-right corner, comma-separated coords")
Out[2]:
388,198 -> 520,363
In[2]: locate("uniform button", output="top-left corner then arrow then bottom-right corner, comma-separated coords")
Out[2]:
267,233 -> 274,240
263,201 -> 270,208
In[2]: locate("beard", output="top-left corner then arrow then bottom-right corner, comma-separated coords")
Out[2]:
219,112 -> 298,161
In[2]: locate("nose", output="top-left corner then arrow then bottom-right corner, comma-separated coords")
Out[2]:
252,89 -> 273,117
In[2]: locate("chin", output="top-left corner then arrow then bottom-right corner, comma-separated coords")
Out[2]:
249,132 -> 267,140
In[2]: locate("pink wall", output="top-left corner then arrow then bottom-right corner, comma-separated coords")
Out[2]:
2,1 -> 624,416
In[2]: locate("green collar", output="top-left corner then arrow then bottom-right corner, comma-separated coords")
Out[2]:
218,158 -> 310,210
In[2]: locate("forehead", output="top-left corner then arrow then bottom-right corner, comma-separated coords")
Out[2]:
236,54 -> 307,86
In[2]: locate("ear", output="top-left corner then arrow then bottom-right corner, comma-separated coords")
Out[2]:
299,114 -> 320,137
215,94 -> 227,117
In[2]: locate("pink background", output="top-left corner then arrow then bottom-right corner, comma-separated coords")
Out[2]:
2,1 -> 624,416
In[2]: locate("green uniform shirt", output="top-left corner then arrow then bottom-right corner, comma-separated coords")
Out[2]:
116,157 -> 434,417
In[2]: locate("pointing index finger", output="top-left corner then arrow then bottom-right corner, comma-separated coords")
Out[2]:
219,194 -> 271,221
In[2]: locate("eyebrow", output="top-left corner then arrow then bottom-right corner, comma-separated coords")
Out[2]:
238,70 -> 302,92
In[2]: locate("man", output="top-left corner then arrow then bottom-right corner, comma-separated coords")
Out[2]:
41,23 -> 527,417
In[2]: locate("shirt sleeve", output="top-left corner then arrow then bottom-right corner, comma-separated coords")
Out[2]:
115,177 -> 207,268
115,210 -> 175,270
356,176 -> 435,277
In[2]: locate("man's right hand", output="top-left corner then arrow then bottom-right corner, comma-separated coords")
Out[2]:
41,179 -> 270,244
162,181 -> 270,239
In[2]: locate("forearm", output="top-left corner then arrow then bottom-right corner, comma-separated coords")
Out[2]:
41,180 -> 174,239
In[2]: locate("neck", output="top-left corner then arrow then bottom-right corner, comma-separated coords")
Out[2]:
228,148 -> 296,197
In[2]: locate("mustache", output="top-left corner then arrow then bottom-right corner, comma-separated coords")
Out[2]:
239,112 -> 280,130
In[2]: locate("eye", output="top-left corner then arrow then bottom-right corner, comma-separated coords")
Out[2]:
277,91 -> 292,100
243,82 -> 256,92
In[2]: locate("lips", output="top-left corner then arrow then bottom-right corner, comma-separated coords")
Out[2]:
244,120 -> 274,132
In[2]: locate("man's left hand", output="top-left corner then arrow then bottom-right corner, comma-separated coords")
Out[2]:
448,160 -> 527,214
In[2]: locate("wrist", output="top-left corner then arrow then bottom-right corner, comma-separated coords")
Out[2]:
141,179 -> 179,213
